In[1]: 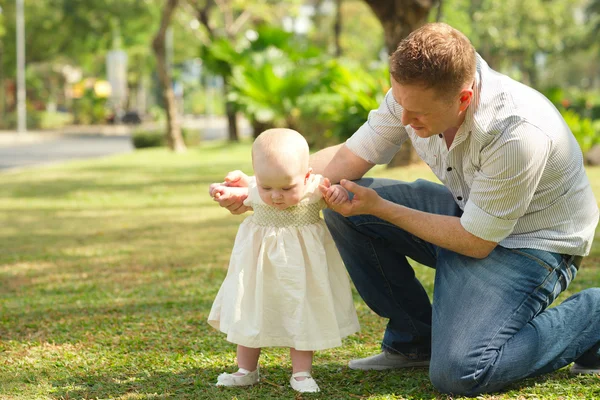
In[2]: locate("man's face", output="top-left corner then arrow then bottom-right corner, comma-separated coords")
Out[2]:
391,78 -> 465,138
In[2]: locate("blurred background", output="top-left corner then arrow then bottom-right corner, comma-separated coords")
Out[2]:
0,0 -> 599,165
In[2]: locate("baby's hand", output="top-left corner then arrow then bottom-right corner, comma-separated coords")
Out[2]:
326,184 -> 349,206
210,184 -> 230,200
319,178 -> 349,207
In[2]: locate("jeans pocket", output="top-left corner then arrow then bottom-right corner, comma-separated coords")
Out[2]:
508,248 -> 566,315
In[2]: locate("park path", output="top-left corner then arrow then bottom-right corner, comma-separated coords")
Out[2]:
0,116 -> 251,171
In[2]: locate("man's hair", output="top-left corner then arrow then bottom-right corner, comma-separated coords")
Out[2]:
390,23 -> 476,97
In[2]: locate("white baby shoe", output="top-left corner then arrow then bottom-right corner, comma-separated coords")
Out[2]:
289,371 -> 320,393
216,367 -> 260,387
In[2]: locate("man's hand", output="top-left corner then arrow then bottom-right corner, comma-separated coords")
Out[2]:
208,170 -> 252,215
319,178 -> 384,216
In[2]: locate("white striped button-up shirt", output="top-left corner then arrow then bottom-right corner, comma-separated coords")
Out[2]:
346,54 -> 599,256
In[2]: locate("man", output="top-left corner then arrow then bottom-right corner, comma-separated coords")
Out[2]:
209,23 -> 600,395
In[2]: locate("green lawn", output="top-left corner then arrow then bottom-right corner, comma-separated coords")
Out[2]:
1,141 -> 599,399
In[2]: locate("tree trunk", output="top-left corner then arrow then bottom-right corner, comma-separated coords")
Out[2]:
364,0 -> 436,55
334,0 -> 343,57
252,119 -> 274,139
152,0 -> 186,153
364,0 -> 437,167
0,40 -> 4,124
223,79 -> 239,141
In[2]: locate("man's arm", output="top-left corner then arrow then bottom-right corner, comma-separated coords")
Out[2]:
374,198 -> 497,259
310,143 -> 375,183
331,180 -> 497,259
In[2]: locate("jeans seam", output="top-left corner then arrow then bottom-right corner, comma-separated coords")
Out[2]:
354,220 -> 399,229
366,236 -> 420,337
508,249 -> 554,273
355,221 -> 435,260
473,258 -> 557,386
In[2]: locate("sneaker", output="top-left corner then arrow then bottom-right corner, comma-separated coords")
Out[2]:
570,363 -> 600,375
348,351 -> 430,371
216,367 -> 260,387
289,371 -> 320,393
570,342 -> 600,375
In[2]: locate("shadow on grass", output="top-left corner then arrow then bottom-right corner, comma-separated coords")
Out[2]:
48,361 -> 593,400
48,363 -> 442,400
0,176 -> 222,199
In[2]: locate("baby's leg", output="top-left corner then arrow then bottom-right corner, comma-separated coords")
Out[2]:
289,348 -> 320,393
236,345 -> 261,373
290,348 -> 313,376
215,345 -> 261,387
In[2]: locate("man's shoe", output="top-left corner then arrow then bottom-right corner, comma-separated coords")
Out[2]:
570,363 -> 600,375
570,342 -> 600,375
348,351 -> 430,371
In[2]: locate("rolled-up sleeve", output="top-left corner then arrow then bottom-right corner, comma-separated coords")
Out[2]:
345,89 -> 409,164
460,122 -> 551,242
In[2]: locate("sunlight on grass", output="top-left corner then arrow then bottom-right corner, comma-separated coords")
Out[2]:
0,141 -> 598,399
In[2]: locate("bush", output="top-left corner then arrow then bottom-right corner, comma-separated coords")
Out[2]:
131,128 -> 201,149
132,130 -> 165,148
72,89 -> 108,124
561,109 -> 599,154
37,111 -> 74,129
0,110 -> 73,130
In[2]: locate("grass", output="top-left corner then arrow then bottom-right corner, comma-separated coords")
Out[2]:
0,140 -> 599,399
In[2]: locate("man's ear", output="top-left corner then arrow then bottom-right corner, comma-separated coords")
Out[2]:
458,87 -> 474,112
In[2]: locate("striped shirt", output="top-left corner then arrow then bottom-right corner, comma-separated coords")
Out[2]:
346,54 -> 599,256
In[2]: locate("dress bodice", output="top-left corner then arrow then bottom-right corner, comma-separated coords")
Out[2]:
251,202 -> 323,227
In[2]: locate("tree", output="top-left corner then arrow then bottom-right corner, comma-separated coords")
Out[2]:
364,0 -> 440,167
153,0 -> 186,152
187,0 -> 298,141
364,0 -> 439,55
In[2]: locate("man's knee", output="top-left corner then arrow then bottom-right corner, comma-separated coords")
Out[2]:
429,354 -> 480,395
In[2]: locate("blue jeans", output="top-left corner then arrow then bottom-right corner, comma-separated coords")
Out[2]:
323,178 -> 600,395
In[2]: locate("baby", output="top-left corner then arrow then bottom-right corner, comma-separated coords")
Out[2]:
208,128 -> 360,393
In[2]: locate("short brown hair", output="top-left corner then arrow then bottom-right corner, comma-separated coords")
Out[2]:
390,23 -> 476,97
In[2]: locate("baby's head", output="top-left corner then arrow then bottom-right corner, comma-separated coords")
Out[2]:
252,128 -> 311,210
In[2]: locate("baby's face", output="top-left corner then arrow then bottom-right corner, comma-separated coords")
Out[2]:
255,169 -> 308,210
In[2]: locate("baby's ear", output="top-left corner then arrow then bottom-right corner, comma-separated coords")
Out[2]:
305,168 -> 313,182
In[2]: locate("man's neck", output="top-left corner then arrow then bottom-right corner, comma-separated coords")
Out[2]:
443,109 -> 469,149
442,128 -> 458,149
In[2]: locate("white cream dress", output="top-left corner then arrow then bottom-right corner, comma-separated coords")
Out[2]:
208,174 -> 360,351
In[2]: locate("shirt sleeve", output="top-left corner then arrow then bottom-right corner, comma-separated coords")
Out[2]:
345,89 -> 410,164
460,122 -> 551,242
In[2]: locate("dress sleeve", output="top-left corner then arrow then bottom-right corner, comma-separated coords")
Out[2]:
301,174 -> 325,204
242,176 -> 257,207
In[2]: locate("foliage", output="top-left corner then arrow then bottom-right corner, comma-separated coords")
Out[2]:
296,59 -> 388,147
561,110 -> 599,154
208,24 -> 388,147
36,111 -> 75,130
0,110 -> 73,130
0,0 -> 165,76
132,128 -> 201,148
439,0 -> 589,88
132,130 -> 165,148
298,0 -> 385,62
72,89 -> 109,125
210,25 -> 324,130
540,86 -> 600,155
0,144 -> 599,398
